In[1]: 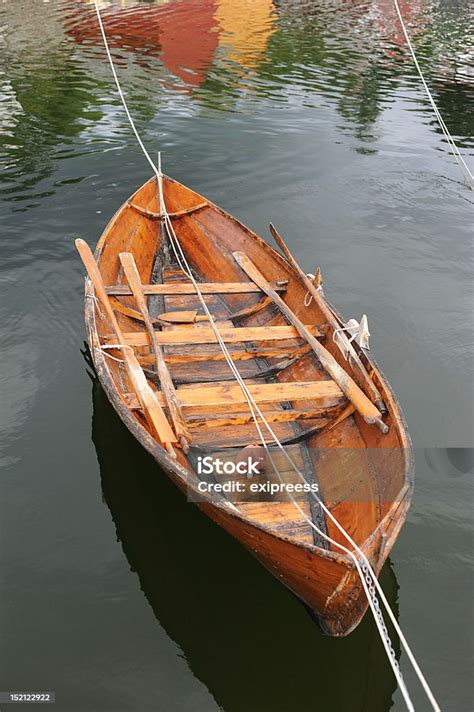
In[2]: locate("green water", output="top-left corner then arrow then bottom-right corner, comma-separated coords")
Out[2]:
0,1 -> 472,710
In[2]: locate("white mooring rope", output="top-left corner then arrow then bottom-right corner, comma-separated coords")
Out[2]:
92,3 -> 441,709
393,0 -> 474,189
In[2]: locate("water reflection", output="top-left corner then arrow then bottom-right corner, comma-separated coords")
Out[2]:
159,1 -> 220,87
64,0 -> 474,126
67,2 -> 166,57
0,1 -> 102,204
70,0 -> 221,89
68,0 -> 277,85
1,0 -> 472,206
216,0 -> 276,72
91,376 -> 401,712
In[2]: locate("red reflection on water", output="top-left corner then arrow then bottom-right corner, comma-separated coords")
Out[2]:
158,0 -> 219,86
67,0 -> 219,87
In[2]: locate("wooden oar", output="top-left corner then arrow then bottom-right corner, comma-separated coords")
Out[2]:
75,239 -> 178,457
233,251 -> 388,433
268,223 -> 385,412
119,252 -> 191,453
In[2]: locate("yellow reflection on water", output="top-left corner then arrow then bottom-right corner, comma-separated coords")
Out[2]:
215,0 -> 276,71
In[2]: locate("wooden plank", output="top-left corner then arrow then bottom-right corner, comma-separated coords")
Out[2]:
123,392 -> 343,415
183,403 -> 342,430
137,344 -> 313,365
107,324 -> 324,347
238,501 -> 311,525
166,380 -> 343,409
187,420 -> 293,449
191,420 -> 332,445
186,404 -> 343,428
106,281 -> 288,296
233,251 -> 388,433
237,502 -> 315,546
119,252 -> 191,452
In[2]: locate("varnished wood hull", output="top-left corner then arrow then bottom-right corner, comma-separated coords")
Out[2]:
83,175 -> 413,636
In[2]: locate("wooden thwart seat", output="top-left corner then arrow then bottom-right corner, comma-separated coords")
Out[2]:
166,380 -> 343,409
137,344 -> 312,365
123,379 -> 346,434
105,324 -> 325,347
124,380 -> 344,411
106,280 -> 288,296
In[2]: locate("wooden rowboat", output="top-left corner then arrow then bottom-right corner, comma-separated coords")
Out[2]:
78,174 -> 413,636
